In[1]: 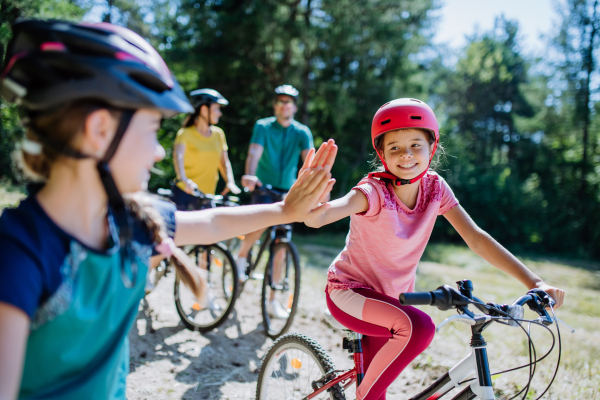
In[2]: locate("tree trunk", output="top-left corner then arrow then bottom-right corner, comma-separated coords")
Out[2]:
104,0 -> 113,23
581,0 -> 598,165
302,0 -> 312,125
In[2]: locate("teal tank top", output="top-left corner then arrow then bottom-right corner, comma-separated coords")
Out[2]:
18,236 -> 150,399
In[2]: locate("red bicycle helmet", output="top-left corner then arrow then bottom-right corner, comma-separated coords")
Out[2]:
368,98 -> 439,185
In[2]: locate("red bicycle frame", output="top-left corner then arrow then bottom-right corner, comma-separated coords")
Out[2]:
307,345 -> 364,399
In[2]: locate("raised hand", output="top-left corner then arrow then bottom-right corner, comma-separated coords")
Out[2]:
283,166 -> 333,222
299,139 -> 338,203
300,139 -> 338,173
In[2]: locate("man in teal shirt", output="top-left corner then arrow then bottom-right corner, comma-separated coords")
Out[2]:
238,85 -> 314,318
241,85 -> 314,191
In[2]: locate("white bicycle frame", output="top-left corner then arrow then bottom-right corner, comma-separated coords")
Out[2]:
408,314 -> 499,400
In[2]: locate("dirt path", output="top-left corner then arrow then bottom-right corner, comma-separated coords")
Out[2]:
127,243 -> 433,399
127,243 -> 571,399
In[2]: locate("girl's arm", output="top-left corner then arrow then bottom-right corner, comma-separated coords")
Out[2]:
304,189 -> 369,228
175,141 -> 337,246
173,143 -> 195,193
0,302 -> 29,400
444,205 -> 565,307
241,144 -> 264,191
218,151 -> 241,195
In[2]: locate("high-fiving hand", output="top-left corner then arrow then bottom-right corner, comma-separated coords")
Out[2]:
283,139 -> 338,222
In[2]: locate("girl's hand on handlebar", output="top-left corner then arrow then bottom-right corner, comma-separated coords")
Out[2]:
283,166 -> 334,222
184,179 -> 197,194
241,175 -> 262,191
535,282 -> 565,308
221,181 -> 242,195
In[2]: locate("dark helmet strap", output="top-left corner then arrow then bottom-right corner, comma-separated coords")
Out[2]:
197,102 -> 212,126
101,110 -> 135,163
96,109 -> 137,288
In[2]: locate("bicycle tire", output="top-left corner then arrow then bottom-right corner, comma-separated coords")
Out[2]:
174,243 -> 239,332
260,240 -> 301,339
256,333 -> 346,400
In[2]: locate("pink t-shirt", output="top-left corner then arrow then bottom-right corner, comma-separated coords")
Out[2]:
327,171 -> 459,298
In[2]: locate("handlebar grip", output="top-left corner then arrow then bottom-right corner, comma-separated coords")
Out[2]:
399,292 -> 433,306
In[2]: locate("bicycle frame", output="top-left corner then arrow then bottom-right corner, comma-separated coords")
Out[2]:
306,331 -> 364,399
246,224 -> 292,277
308,327 -> 494,400
408,339 -> 494,400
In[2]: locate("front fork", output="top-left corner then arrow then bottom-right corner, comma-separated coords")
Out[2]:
410,332 -> 493,400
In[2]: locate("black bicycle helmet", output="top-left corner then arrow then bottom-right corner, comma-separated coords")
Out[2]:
1,19 -> 194,288
189,88 -> 228,109
1,19 -> 193,117
274,84 -> 299,98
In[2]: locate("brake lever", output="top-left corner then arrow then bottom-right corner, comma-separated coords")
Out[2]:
554,317 -> 576,333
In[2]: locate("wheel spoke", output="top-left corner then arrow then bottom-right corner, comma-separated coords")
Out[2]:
257,335 -> 344,400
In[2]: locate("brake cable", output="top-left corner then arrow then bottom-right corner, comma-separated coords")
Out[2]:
533,305 -> 562,400
474,300 -> 561,400
456,300 -> 557,399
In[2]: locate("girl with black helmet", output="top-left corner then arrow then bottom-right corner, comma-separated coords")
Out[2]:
0,19 -> 337,399
304,99 -> 565,400
171,88 -> 241,210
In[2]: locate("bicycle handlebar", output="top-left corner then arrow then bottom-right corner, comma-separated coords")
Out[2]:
400,282 -> 555,325
245,184 -> 286,200
399,284 -> 471,310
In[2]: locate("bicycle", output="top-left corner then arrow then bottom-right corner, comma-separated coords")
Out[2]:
235,184 -> 302,340
256,279 -> 572,400
149,187 -> 240,332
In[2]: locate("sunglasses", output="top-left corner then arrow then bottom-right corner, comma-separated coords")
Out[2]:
276,99 -> 294,106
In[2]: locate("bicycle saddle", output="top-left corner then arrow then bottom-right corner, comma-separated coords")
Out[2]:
323,307 -> 348,331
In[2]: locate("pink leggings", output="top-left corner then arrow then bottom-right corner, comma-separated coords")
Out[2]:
326,288 -> 435,400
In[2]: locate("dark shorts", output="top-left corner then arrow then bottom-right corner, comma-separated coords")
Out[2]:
250,186 -> 288,205
170,185 -> 213,211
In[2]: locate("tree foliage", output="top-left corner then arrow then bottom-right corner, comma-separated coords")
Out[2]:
0,0 -> 599,258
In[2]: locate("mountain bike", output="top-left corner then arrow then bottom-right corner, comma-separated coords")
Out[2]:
256,279 -> 572,400
150,187 -> 240,332
235,185 -> 302,340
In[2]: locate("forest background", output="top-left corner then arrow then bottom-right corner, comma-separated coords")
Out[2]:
1,0 -> 599,260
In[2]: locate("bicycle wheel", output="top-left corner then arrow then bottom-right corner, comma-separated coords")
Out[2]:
261,241 -> 301,339
174,243 -> 238,332
223,234 -> 244,255
256,333 -> 346,400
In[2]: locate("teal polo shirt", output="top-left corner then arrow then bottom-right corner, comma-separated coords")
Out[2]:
250,117 -> 314,190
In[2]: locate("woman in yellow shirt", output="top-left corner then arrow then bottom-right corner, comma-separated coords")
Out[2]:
172,89 -> 241,210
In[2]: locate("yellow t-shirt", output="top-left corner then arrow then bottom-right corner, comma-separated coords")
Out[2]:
174,125 -> 228,195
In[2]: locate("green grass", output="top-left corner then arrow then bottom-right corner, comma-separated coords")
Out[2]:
295,232 -> 600,399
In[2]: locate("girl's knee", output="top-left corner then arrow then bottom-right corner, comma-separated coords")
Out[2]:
406,310 -> 435,350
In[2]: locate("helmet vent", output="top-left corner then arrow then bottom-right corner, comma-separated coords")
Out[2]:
381,119 -> 391,125
410,116 -> 422,120
410,99 -> 421,103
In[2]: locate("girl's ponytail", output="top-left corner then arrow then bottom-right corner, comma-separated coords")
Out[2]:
124,193 -> 207,301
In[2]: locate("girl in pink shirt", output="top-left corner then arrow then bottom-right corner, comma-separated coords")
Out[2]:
305,98 -> 565,400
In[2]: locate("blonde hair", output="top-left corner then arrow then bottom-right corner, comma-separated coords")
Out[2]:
19,101 -> 205,298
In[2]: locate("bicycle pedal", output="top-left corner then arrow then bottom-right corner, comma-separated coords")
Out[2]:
250,273 -> 264,280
